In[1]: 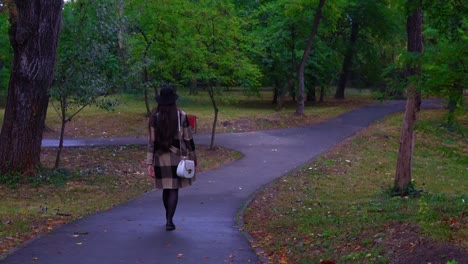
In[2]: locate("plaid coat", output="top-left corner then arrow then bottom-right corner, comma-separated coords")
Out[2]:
146,109 -> 197,189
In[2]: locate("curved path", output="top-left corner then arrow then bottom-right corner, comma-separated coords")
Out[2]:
1,100 -> 443,264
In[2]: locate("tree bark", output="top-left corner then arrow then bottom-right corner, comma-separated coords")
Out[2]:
335,19 -> 359,99
394,0 -> 423,195
296,0 -> 326,115
0,0 -> 63,176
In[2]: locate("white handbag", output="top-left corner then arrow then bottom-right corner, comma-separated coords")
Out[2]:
176,111 -> 196,178
177,158 -> 195,178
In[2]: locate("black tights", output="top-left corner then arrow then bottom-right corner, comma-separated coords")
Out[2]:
162,189 -> 179,225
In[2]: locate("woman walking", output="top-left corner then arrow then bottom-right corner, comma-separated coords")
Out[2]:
146,85 -> 197,231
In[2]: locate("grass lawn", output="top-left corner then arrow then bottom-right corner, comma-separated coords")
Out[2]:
243,109 -> 467,264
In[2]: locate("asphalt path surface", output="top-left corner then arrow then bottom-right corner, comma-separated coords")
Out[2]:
1,100 -> 443,264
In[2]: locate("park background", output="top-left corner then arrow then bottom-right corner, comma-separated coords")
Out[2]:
0,1 -> 466,263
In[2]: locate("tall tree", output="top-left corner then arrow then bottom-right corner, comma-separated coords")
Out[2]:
296,0 -> 326,115
394,0 -> 422,195
186,0 -> 261,149
50,0 -> 121,168
0,0 -> 63,176
334,0 -> 401,99
126,0 -> 191,115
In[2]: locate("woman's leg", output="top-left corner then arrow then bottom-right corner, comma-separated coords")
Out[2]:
162,189 -> 179,230
162,189 -> 169,212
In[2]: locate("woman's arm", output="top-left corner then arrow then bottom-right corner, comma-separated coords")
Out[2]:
146,118 -> 156,178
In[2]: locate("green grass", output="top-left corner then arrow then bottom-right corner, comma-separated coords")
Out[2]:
244,109 -> 467,263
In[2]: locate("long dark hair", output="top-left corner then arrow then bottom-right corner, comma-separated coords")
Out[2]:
152,104 -> 178,151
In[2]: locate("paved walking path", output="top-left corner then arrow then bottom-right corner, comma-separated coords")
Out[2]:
1,100 -> 443,264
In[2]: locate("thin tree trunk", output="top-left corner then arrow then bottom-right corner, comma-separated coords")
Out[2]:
272,78 -> 280,104
289,26 -> 297,103
272,85 -> 278,104
55,98 -> 67,169
276,79 -> 292,111
190,78 -> 198,95
335,20 -> 359,99
117,0 -> 124,50
394,1 -> 423,195
0,0 -> 63,176
207,85 -> 218,150
296,0 -> 326,115
143,66 -> 151,116
319,86 -> 325,102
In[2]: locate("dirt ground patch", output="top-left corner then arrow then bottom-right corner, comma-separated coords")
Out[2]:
383,223 -> 467,264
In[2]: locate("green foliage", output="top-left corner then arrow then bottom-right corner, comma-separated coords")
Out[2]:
51,0 -> 122,118
0,171 -> 21,188
184,0 -> 262,88
125,0 -> 261,94
390,180 -> 422,197
383,0 -> 466,125
0,11 -> 11,106
338,0 -> 405,88
125,0 -> 183,90
421,12 -> 466,126
249,0 -> 339,92
48,0 -> 123,167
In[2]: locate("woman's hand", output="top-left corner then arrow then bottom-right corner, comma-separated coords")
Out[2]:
147,165 -> 155,178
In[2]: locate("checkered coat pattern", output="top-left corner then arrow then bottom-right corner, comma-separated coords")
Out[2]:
146,109 -> 197,189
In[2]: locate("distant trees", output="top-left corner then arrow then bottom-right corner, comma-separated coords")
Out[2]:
421,0 -> 466,127
0,0 -> 465,177
250,0 -> 341,109
334,0 -> 402,99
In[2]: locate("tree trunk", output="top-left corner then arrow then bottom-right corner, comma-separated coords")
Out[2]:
207,85 -> 218,150
276,79 -> 292,111
319,86 -> 325,102
296,0 -> 326,115
55,98 -> 67,169
272,78 -> 280,104
289,25 -> 297,103
0,0 -> 63,176
190,78 -> 198,95
306,76 -> 316,102
394,1 -> 423,195
143,66 -> 151,116
335,19 -> 359,99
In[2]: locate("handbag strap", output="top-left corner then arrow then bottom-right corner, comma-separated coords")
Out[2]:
177,111 -> 187,157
